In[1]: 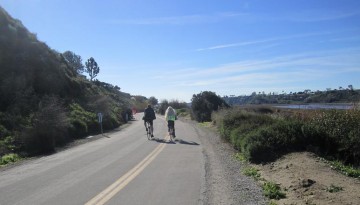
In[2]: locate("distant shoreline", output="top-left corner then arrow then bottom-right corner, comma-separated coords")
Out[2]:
273,103 -> 354,110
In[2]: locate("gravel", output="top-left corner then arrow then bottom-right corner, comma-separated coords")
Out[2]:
187,120 -> 268,205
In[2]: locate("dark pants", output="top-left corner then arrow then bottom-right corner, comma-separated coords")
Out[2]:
144,119 -> 153,127
167,121 -> 175,135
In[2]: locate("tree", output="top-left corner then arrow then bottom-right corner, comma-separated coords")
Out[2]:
85,57 -> 100,81
191,91 -> 229,122
62,51 -> 84,74
348,85 -> 354,91
158,99 -> 169,115
148,96 -> 158,106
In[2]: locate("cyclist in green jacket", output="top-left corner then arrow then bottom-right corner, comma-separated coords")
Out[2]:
165,106 -> 177,137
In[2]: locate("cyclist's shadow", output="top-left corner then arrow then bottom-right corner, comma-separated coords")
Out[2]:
152,137 -> 175,144
151,137 -> 200,146
176,139 -> 200,146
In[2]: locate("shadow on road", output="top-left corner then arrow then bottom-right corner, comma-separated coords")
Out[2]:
176,139 -> 200,146
151,137 -> 175,144
150,137 -> 200,146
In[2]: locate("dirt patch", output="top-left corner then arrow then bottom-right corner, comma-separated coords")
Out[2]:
254,152 -> 360,205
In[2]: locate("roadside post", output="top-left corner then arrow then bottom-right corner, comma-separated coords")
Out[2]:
98,112 -> 103,135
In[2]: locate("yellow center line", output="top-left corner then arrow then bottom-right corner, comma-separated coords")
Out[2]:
85,135 -> 170,205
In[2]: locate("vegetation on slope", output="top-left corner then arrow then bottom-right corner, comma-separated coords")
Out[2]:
212,106 -> 360,169
0,6 -> 142,162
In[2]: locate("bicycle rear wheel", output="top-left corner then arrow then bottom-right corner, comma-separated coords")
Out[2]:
169,127 -> 174,141
146,122 -> 151,140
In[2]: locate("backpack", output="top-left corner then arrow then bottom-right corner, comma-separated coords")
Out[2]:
144,107 -> 156,120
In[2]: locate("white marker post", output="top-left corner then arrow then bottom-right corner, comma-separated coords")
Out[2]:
98,112 -> 103,135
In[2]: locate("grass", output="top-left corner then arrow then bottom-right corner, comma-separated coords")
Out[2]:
198,121 -> 212,127
0,153 -> 21,166
326,184 -> 343,193
234,152 -> 246,162
243,167 -> 261,180
262,181 -> 286,200
328,160 -> 360,178
240,163 -> 286,201
318,156 -> 360,178
268,201 -> 278,205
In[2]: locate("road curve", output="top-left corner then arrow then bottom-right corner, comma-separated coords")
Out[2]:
0,114 -> 204,205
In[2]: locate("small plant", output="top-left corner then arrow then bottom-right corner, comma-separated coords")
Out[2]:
234,153 -> 246,162
243,167 -> 261,180
198,122 -> 212,127
326,184 -> 343,193
329,160 -> 360,178
262,181 -> 286,200
0,153 -> 21,166
268,201 -> 278,205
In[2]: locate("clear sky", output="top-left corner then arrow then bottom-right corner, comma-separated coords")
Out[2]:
1,0 -> 360,102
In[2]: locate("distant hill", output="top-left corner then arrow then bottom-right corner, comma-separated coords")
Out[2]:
223,88 -> 360,105
0,6 -> 138,156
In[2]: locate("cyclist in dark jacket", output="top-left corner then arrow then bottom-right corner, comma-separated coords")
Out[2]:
143,104 -> 156,137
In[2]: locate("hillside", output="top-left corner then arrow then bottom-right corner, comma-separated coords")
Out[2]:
0,6 -> 135,158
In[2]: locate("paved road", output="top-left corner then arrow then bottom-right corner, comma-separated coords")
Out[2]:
0,114 -> 204,205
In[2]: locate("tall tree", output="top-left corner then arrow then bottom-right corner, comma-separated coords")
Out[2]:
348,85 -> 354,91
191,91 -> 229,122
62,51 -> 84,74
85,57 -> 100,81
148,96 -> 158,106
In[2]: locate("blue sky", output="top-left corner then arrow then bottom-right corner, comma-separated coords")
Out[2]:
1,0 -> 360,102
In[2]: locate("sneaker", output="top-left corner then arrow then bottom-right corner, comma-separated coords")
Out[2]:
151,134 -> 154,138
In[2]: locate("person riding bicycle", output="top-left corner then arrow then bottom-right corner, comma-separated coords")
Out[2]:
165,106 -> 177,137
143,104 -> 156,137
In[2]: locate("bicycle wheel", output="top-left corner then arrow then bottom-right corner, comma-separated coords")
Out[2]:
149,124 -> 154,139
146,122 -> 151,140
169,127 -> 174,142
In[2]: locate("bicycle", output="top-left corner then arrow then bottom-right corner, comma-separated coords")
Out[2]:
145,121 -> 153,140
168,124 -> 175,142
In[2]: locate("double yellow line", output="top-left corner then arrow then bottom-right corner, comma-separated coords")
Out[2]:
85,136 -> 169,205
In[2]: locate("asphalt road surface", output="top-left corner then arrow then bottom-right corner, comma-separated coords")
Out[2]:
0,114 -> 204,205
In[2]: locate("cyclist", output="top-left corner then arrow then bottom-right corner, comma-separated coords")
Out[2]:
165,106 -> 177,137
143,104 -> 156,137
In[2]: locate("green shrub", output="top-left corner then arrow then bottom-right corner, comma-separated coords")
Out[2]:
70,119 -> 88,137
326,184 -> 343,193
176,108 -> 190,117
234,153 -> 246,162
241,129 -> 275,162
329,160 -> 360,178
102,106 -> 122,130
213,108 -> 274,141
0,124 -> 10,138
214,107 -> 360,166
191,91 -> 229,122
0,153 -> 21,165
305,109 -> 360,165
240,120 -> 303,162
22,96 -> 70,154
243,167 -> 261,180
0,136 -> 17,156
262,181 -> 286,200
69,103 -> 97,138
